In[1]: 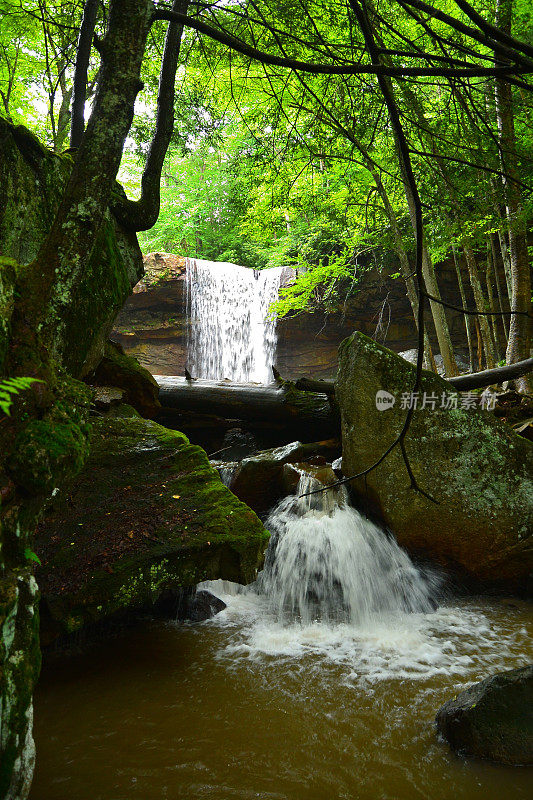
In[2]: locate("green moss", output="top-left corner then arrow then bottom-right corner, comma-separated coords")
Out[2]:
6,378 -> 92,495
0,572 -> 40,799
8,419 -> 88,495
0,119 -> 72,266
37,411 -> 269,639
336,331 -> 533,586
90,341 -> 160,418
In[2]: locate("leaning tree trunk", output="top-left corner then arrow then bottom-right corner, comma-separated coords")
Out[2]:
374,44 -> 460,376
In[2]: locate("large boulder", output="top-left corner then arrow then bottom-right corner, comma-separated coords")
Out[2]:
336,333 -> 533,590
436,664 -> 533,764
36,407 -> 268,643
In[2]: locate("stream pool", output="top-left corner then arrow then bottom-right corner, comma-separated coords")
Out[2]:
31,592 -> 533,800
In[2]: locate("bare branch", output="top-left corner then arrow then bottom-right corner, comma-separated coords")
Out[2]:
70,0 -> 99,148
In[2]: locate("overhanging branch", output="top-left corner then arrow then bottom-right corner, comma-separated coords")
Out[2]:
152,8 -> 533,80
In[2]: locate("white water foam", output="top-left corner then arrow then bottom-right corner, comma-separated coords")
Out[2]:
199,589 -> 532,686
199,474 -> 533,685
186,258 -> 283,382
259,472 -> 438,625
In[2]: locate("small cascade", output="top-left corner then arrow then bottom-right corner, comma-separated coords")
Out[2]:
186,258 -> 283,382
212,461 -> 239,487
259,471 -> 437,625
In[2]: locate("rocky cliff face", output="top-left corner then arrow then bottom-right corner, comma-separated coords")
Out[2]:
112,251 -> 497,379
0,121 -> 143,799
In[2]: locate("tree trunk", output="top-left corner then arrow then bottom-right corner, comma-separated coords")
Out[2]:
374,174 -> 437,371
490,232 -> 510,340
11,0 -> 155,374
451,244 -> 475,372
485,238 -> 504,362
495,0 -> 532,392
461,239 -> 496,369
381,62 -> 460,375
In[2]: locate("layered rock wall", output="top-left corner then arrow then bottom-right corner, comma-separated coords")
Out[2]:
113,251 -> 507,379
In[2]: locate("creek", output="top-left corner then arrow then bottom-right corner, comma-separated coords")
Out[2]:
31,260 -> 533,799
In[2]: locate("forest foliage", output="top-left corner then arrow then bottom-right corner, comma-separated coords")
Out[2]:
1,0 -> 532,368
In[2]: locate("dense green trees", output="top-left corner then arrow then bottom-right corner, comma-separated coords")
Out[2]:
2,4 -> 531,377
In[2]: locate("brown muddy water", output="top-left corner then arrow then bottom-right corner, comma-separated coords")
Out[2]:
31,593 -> 533,800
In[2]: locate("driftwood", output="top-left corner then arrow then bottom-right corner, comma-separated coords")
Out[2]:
155,376 -> 339,432
295,357 -> 533,395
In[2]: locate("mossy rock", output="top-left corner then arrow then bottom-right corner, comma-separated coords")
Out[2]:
88,340 -> 161,418
6,379 -> 92,497
36,409 -> 268,641
0,570 -> 41,800
0,256 -> 16,371
336,332 -> 533,590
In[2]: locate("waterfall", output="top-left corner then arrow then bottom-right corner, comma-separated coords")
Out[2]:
258,471 -> 437,626
186,258 -> 283,383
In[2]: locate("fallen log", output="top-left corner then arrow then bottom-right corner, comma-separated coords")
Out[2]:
295,377 -> 336,395
154,376 -> 339,433
293,357 -> 533,395
447,358 -> 533,391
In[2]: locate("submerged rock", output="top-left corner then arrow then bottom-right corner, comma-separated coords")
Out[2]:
36,407 -> 268,643
183,590 -> 226,622
230,439 -> 341,514
436,665 -> 533,764
336,333 -> 533,590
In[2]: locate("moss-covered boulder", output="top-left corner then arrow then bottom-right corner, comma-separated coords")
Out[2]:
436,665 -> 533,764
0,257 -> 16,370
88,340 -> 161,418
36,408 -> 268,642
336,333 -> 533,590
